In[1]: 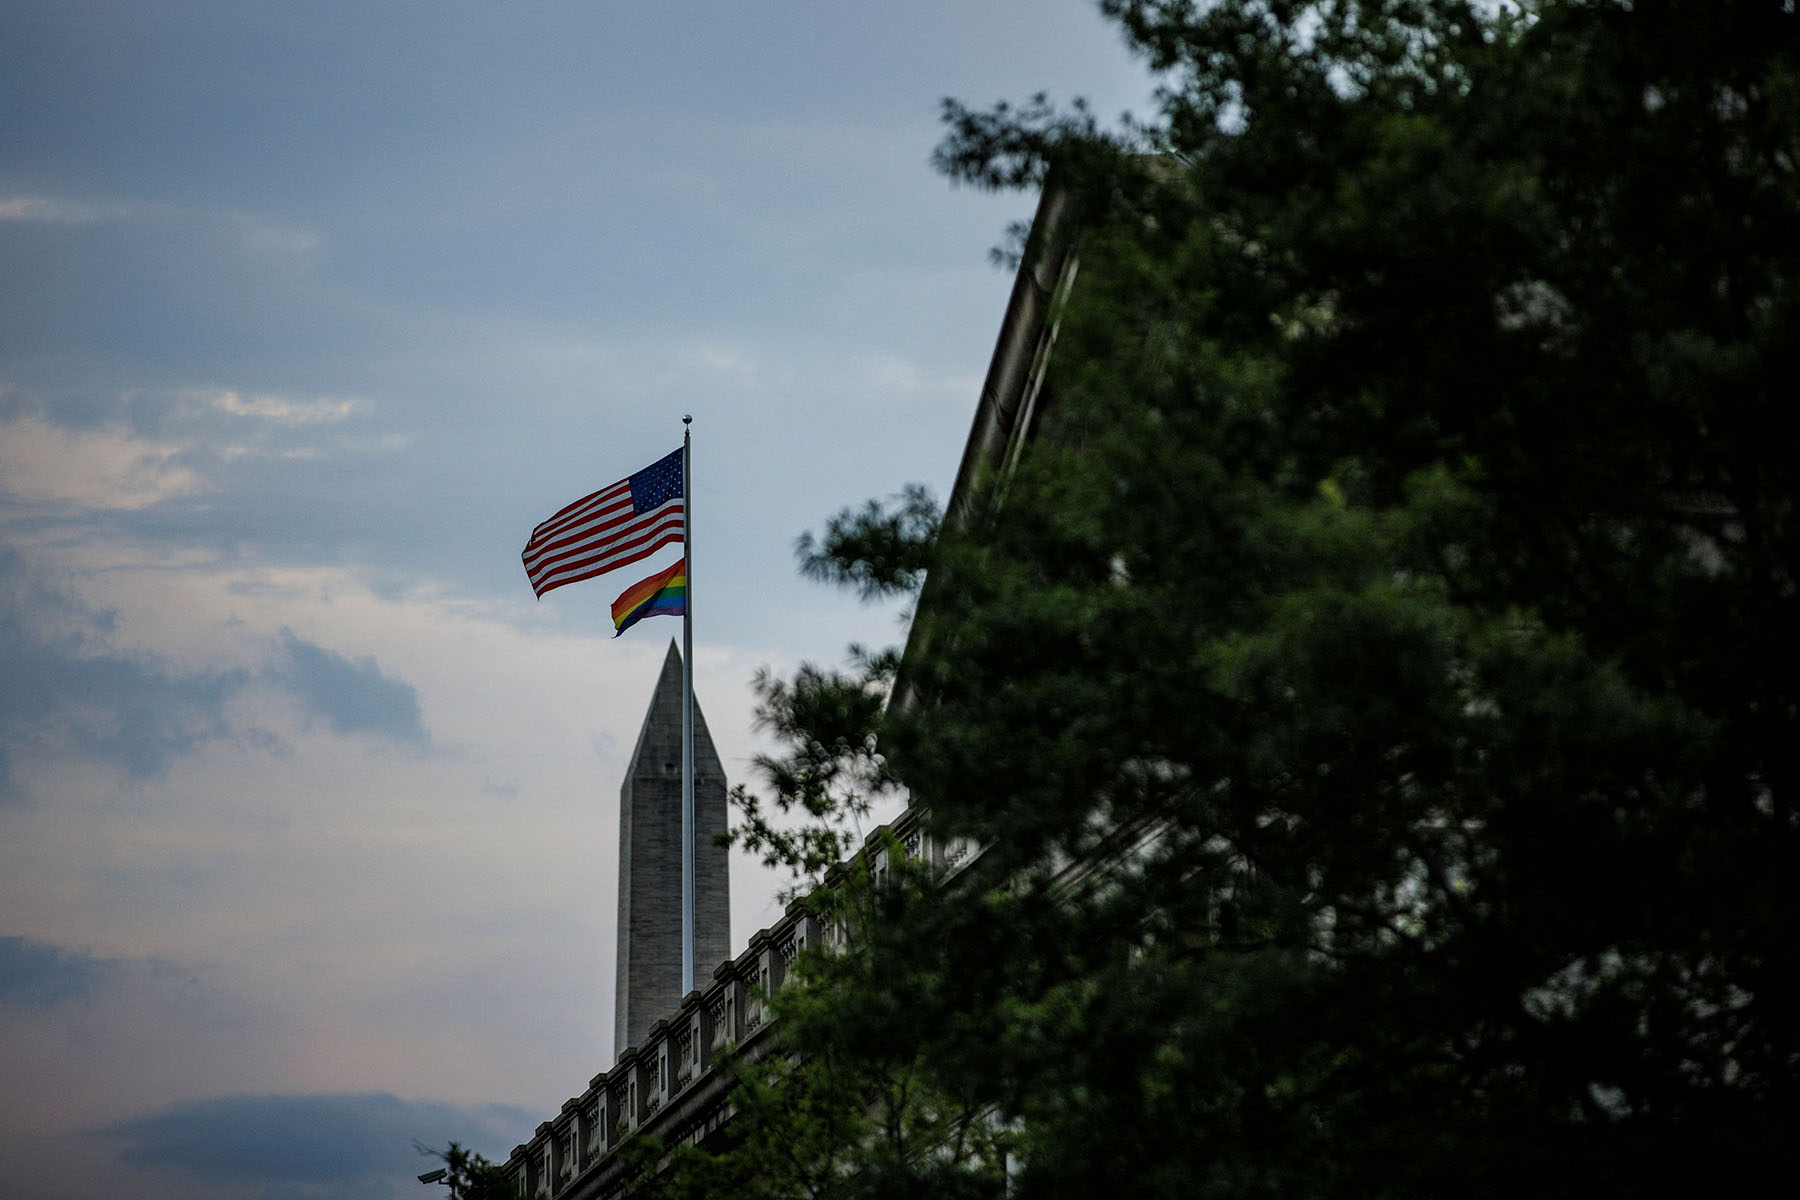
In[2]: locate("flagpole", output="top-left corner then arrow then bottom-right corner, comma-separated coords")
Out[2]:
680,415 -> 695,997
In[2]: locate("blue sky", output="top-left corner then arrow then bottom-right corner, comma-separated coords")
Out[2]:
0,3 -> 1152,1196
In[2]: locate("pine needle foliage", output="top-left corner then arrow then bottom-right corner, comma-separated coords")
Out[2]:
726,3 -> 1800,1197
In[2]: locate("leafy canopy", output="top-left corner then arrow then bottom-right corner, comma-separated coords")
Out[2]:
726,2 -> 1800,1198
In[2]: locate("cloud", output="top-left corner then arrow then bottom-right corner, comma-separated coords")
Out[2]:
0,557 -> 249,795
0,414 -> 202,509
0,639 -> 246,791
103,1092 -> 531,1194
269,630 -> 428,745
0,936 -> 196,1011
207,390 -> 364,427
0,555 -> 429,806
0,195 -> 121,223
0,195 -> 320,262
224,213 -> 326,258
0,935 -> 108,1007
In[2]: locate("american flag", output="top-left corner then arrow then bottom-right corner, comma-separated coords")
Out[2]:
522,448 -> 684,598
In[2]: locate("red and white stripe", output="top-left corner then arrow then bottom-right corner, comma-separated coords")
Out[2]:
522,479 -> 685,598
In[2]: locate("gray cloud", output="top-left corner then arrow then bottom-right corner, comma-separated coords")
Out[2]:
104,1092 -> 531,1194
0,641 -> 246,784
0,935 -> 202,1013
0,935 -> 107,1007
0,552 -> 247,796
0,556 -> 428,802
269,629 -> 427,745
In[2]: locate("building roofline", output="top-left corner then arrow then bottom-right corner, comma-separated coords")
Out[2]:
892,174 -> 1083,715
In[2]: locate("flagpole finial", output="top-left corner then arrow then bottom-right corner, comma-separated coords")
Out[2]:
682,413 -> 692,425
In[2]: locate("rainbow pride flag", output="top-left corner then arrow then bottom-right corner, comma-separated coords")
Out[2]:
611,556 -> 686,637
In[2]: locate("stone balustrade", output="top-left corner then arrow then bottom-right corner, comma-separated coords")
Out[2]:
505,806 -> 971,1199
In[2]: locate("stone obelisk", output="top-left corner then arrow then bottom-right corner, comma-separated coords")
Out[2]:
614,641 -> 730,1056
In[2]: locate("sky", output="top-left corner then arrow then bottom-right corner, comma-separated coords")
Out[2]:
0,3 -> 1154,1197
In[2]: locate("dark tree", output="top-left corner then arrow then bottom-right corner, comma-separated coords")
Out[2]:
421,1143 -> 518,1200
733,2 -> 1800,1198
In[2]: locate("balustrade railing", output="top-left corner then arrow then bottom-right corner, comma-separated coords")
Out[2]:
508,807 -> 946,1197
